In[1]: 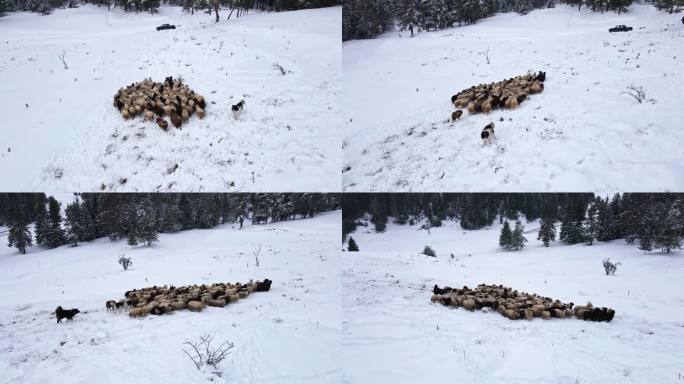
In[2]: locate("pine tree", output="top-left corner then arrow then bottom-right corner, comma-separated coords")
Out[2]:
654,204 -> 682,253
638,230 -> 653,252
137,205 -> 159,246
510,221 -> 528,251
537,217 -> 556,247
8,219 -> 32,254
499,220 -> 513,250
369,195 -> 388,232
585,202 -> 598,245
33,202 -> 48,246
44,197 -> 66,248
348,236 -> 359,252
64,200 -> 82,247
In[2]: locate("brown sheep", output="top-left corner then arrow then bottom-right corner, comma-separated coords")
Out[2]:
187,301 -> 205,312
207,299 -> 226,308
451,110 -> 463,122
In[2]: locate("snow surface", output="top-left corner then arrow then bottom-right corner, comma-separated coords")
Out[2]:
343,5 -> 684,192
0,6 -> 341,192
343,219 -> 684,384
0,211 -> 341,383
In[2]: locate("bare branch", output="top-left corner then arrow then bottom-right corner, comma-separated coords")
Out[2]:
479,47 -> 491,65
58,50 -> 69,70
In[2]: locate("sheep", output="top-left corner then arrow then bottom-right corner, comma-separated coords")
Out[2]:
207,299 -> 226,308
451,110 -> 463,122
255,279 -> 272,292
187,301 -> 205,312
169,111 -> 182,128
129,307 -> 147,318
505,96 -> 518,110
462,298 -> 476,311
106,300 -> 116,310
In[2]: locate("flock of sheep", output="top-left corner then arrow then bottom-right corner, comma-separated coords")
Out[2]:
113,76 -> 207,130
105,279 -> 272,318
431,283 -> 615,322
450,71 -> 546,122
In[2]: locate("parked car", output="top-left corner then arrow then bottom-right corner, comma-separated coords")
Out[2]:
156,24 -> 176,31
609,25 -> 633,33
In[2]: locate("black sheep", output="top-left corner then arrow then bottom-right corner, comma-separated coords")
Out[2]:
536,71 -> 546,82
255,279 -> 272,292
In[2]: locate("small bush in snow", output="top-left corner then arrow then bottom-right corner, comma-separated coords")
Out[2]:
423,246 -> 436,257
118,256 -> 132,271
602,258 -> 620,276
183,334 -> 234,373
347,237 -> 359,252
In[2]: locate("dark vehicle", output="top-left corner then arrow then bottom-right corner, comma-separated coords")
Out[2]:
156,24 -> 176,31
609,25 -> 633,33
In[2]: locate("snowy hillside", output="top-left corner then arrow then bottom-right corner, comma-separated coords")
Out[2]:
343,5 -> 684,192
343,219 -> 684,383
0,6 -> 341,192
0,211 -> 341,384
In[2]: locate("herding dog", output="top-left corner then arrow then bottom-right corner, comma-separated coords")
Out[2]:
231,100 -> 245,120
481,123 -> 495,145
55,306 -> 80,323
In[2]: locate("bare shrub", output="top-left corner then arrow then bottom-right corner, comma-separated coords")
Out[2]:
118,255 -> 132,271
620,85 -> 654,104
602,258 -> 620,276
423,245 -> 436,257
479,47 -> 491,65
253,244 -> 262,267
183,334 -> 234,372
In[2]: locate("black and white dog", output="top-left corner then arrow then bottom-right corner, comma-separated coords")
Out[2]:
231,100 -> 245,120
55,306 -> 80,323
481,122 -> 495,144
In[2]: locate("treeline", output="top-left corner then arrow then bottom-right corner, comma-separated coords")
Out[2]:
343,193 -> 684,253
0,0 -> 339,17
1,193 -> 340,254
342,0 -> 680,41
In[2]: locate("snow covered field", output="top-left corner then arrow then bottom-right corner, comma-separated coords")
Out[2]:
343,5 -> 684,192
0,211 -> 341,384
343,219 -> 684,383
0,6 -> 341,192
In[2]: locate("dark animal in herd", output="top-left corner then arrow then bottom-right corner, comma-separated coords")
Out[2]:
609,25 -> 633,33
55,306 -> 80,323
432,283 -> 615,322
156,24 -> 176,31
113,77 -> 206,129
